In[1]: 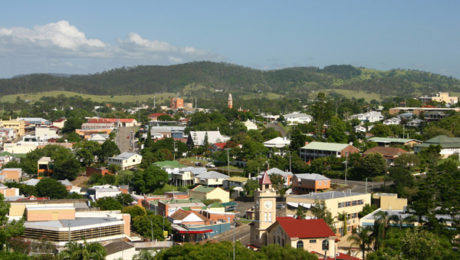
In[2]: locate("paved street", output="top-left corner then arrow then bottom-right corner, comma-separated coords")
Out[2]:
115,127 -> 137,153
210,223 -> 251,245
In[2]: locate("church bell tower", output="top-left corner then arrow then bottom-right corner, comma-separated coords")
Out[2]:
250,171 -> 277,247
228,93 -> 233,109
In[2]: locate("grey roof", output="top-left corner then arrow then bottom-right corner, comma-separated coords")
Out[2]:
416,135 -> 460,149
195,171 -> 229,180
59,179 -> 72,186
368,137 -> 420,144
151,126 -> 185,133
105,241 -> 134,255
301,141 -> 351,152
25,217 -> 121,229
295,173 -> 330,181
21,178 -> 40,186
113,152 -> 140,160
179,167 -> 207,175
290,191 -> 366,200
258,168 -> 293,178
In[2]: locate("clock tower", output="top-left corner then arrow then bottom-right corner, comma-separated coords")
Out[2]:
250,171 -> 277,247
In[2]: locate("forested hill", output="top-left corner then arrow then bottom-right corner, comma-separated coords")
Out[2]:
1,61 -> 459,98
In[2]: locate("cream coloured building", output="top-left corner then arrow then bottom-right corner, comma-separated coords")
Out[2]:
286,191 -> 371,236
0,119 -> 25,137
188,185 -> 230,203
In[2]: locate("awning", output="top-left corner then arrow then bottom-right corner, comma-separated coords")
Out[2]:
177,229 -> 213,234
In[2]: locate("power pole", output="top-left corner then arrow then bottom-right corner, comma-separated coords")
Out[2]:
173,139 -> 176,161
289,151 -> 292,172
344,153 -> 348,186
226,148 -> 230,176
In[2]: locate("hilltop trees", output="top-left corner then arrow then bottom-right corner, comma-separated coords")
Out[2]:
132,165 -> 168,194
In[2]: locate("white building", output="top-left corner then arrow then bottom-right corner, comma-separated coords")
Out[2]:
187,131 -> 230,146
350,111 -> 384,123
383,117 -> 401,125
3,135 -> 45,154
244,120 -> 258,131
108,152 -> 142,170
87,185 -> 122,200
283,112 -> 312,125
35,127 -> 60,141
194,171 -> 229,186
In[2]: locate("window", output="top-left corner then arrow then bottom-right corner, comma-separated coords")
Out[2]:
264,213 -> 268,222
268,213 -> 272,222
309,239 -> 316,243
297,241 -> 304,248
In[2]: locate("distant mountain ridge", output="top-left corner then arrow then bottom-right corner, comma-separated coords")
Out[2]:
1,61 -> 459,98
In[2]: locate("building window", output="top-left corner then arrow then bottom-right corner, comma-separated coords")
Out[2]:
309,239 -> 316,243
264,213 -> 268,222
297,241 -> 304,248
268,213 -> 272,222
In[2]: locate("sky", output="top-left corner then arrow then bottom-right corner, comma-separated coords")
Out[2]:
1,0 -> 459,78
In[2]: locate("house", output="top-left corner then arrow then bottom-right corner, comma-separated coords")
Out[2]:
52,118 -> 67,129
389,106 -> 460,116
383,117 -> 401,125
149,126 -> 186,139
406,118 -> 424,127
189,185 -> 230,203
187,131 -> 230,146
244,120 -> 258,131
148,113 -> 170,121
258,168 -> 293,186
372,193 -> 407,211
349,111 -> 383,123
104,241 -> 136,260
419,92 -> 458,105
35,127 -> 59,141
155,199 -> 206,217
223,176 -> 248,189
0,168 -> 22,182
354,124 -> 373,133
86,118 -> 139,127
168,209 -> 208,225
292,173 -> 331,194
367,137 -> 421,147
286,191 -> 371,236
363,146 -> 409,164
87,185 -> 122,200
108,152 -> 142,170
299,142 -> 359,162
171,167 -> 207,186
414,135 -> 460,158
210,142 -> 228,152
283,112 -> 313,125
264,137 -> 291,156
194,171 -> 229,186
266,217 -> 336,257
81,122 -> 115,130
21,178 -> 40,186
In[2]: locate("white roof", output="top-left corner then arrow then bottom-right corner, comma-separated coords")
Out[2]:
21,178 -> 40,186
258,168 -> 293,178
112,152 -> 140,160
195,171 -> 229,180
284,112 -> 312,119
59,179 -> 72,186
295,173 -> 330,181
263,137 -> 290,148
189,131 -> 230,146
179,167 -> 207,175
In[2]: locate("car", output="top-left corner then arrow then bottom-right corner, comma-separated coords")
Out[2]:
206,163 -> 215,168
194,162 -> 202,166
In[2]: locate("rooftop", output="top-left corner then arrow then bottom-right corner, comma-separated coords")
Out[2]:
290,191 -> 366,200
25,217 -> 121,229
363,146 -> 409,157
104,241 -> 134,255
301,142 -> 351,152
368,137 -> 420,144
112,152 -> 140,160
195,171 -> 229,180
416,135 -> 460,148
192,185 -> 216,193
154,160 -> 186,168
275,217 -> 335,238
295,173 -> 330,181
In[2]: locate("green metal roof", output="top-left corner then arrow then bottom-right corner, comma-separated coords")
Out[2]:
368,137 -> 419,143
154,160 -> 186,168
208,202 -> 224,208
192,185 -> 216,193
300,141 -> 350,152
416,135 -> 460,149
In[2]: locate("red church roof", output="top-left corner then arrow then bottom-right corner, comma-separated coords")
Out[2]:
213,142 -> 227,150
259,171 -> 272,185
276,217 -> 335,239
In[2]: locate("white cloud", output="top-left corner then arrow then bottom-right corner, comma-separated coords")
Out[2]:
0,20 -> 221,77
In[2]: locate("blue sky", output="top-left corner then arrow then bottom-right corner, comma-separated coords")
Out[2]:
1,0 -> 459,78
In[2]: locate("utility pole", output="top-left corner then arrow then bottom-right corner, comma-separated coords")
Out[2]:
173,139 -> 176,161
226,148 -> 230,176
289,151 -> 292,172
150,218 -> 154,242
344,153 -> 348,186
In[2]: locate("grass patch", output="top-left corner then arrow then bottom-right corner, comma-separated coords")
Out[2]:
240,92 -> 283,100
0,91 -> 175,103
325,89 -> 382,101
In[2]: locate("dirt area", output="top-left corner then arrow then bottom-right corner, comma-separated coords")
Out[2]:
72,175 -> 89,188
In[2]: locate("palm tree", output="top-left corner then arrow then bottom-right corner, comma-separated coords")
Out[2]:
59,241 -> 106,260
372,211 -> 392,250
347,226 -> 373,260
133,250 -> 155,260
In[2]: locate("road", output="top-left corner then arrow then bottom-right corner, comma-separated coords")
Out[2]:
264,122 -> 287,137
115,127 -> 137,153
210,224 -> 251,245
330,178 -> 391,193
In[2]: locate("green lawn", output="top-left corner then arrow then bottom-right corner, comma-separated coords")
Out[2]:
0,90 -> 176,103
325,89 -> 382,101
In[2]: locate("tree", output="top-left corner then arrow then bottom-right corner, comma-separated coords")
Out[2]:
133,250 -> 154,260
349,153 -> 387,180
243,179 -> 259,197
132,215 -> 171,241
269,174 -> 285,197
259,244 -> 317,259
393,153 -> 420,171
58,241 -> 106,260
0,194 -> 25,251
310,201 -> 335,232
326,116 -> 348,143
418,145 -> 441,169
62,117 -> 84,134
99,140 -> 120,163
116,193 -> 134,206
74,141 -> 101,167
132,165 -> 168,194
347,227 -> 374,260
95,197 -> 123,211
401,229 -> 453,260
122,205 -> 147,220
289,127 -> 307,151
310,92 -> 333,137
36,178 -> 68,199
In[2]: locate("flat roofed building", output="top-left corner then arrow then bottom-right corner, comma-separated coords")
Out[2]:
286,191 -> 371,236
0,119 -> 25,136
299,142 -> 359,162
292,173 -> 330,194
26,204 -> 75,221
108,152 -> 142,170
189,185 -> 230,203
372,193 -> 407,211
0,168 -> 22,182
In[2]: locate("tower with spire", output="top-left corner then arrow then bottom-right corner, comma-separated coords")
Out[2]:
228,93 -> 233,109
250,171 -> 277,247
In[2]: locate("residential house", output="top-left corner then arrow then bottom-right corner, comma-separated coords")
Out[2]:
187,131 -> 230,147
168,209 -> 208,225
149,126 -> 186,139
389,106 -> 460,116
368,137 -> 421,147
349,111 -> 383,123
419,92 -> 458,105
108,152 -> 142,170
406,118 -> 424,127
194,171 -> 229,186
292,173 -> 331,194
52,118 -> 67,129
244,120 -> 258,131
171,167 -> 206,186
87,185 -> 122,201
414,135 -> 460,158
88,133 -> 108,143
0,168 -> 22,182
299,142 -> 359,162
155,199 -> 206,217
363,146 -> 410,164
189,185 -> 230,203
223,176 -> 248,189
86,118 -> 139,127
286,191 -> 371,236
354,124 -> 373,133
283,112 -> 313,125
383,117 -> 401,125
264,137 -> 291,156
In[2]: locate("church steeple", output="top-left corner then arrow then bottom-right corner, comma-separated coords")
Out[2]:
228,93 -> 233,109
259,171 -> 272,190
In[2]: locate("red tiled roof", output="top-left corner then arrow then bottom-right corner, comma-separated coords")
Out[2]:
170,209 -> 207,222
259,171 -> 272,185
363,146 -> 408,159
213,142 -> 227,149
276,217 -> 335,238
149,113 -> 168,118
312,252 -> 360,260
87,118 -> 135,123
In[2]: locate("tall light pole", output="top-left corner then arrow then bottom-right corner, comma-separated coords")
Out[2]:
225,148 -> 230,176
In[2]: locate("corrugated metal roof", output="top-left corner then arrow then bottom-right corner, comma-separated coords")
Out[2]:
301,142 -> 350,152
